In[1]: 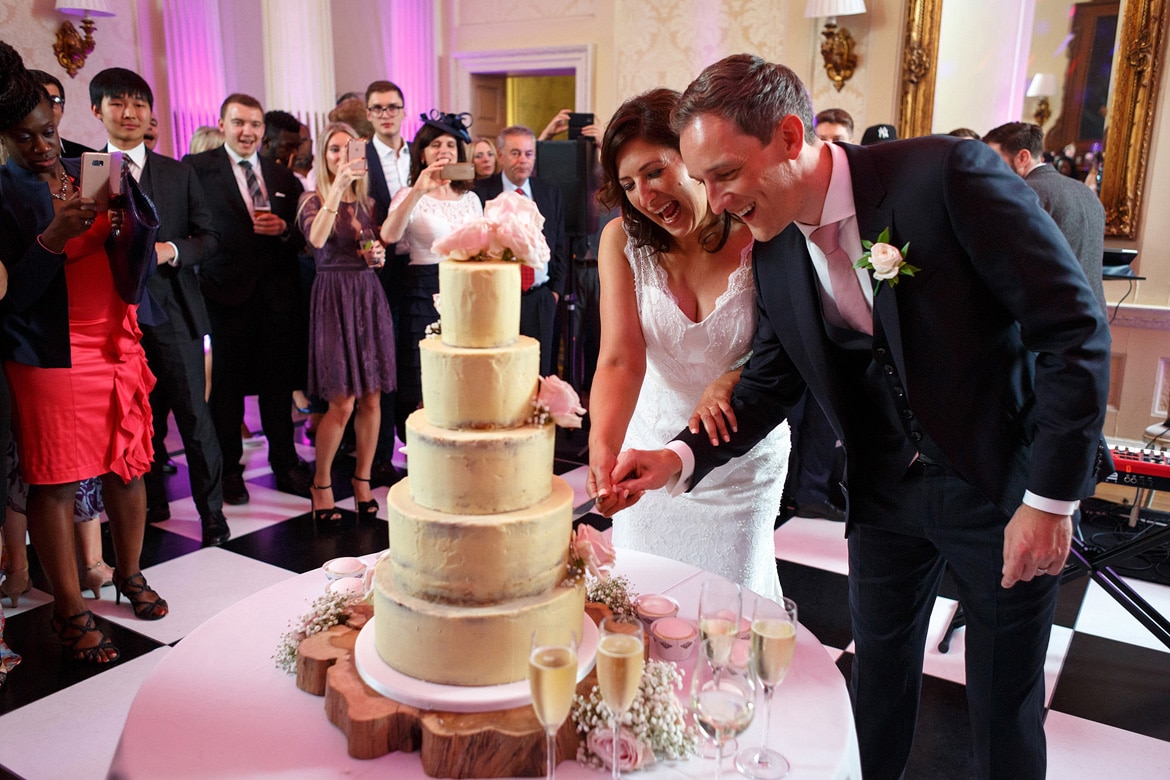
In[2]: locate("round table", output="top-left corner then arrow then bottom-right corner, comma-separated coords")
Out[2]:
109,549 -> 861,779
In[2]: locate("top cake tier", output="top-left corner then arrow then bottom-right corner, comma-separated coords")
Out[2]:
440,260 -> 521,348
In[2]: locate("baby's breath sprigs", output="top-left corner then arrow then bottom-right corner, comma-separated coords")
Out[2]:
273,590 -> 363,673
572,659 -> 698,769
586,574 -> 637,621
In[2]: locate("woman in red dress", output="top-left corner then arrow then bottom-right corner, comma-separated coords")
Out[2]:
0,42 -> 167,664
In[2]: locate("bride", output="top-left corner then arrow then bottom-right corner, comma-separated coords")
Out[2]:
587,89 -> 790,600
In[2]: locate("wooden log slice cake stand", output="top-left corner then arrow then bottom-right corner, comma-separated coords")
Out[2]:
295,603 -> 616,778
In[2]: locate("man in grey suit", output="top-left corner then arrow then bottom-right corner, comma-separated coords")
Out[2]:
985,122 -> 1107,312
88,68 -> 230,546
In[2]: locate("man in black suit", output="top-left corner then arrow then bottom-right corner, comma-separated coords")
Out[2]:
88,67 -> 230,545
184,94 -> 311,504
474,125 -> 569,376
984,121 -> 1107,313
607,56 -> 1110,780
29,69 -> 92,158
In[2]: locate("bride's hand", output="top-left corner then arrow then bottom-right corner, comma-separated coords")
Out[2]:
688,369 -> 741,445
588,450 -> 627,517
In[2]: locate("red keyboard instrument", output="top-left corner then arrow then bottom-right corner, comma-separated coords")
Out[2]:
1107,447 -> 1170,491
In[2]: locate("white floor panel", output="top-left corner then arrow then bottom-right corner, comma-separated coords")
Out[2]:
87,548 -> 293,645
774,515 -> 850,575
1045,710 -> 1170,779
0,647 -> 170,780
1073,577 -> 1170,652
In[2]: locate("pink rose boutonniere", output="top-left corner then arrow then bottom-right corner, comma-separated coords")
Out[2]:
854,227 -> 918,290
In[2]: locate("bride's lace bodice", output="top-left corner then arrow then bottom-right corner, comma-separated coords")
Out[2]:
616,234 -> 791,601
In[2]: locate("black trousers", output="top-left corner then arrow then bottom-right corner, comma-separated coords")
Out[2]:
205,297 -> 299,477
520,284 -> 557,377
847,462 -> 1058,780
142,326 -> 223,517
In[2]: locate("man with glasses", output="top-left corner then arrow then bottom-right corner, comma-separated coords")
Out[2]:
364,80 -> 410,486
29,69 -> 93,157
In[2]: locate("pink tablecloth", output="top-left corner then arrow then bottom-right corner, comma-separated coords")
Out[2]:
109,549 -> 861,779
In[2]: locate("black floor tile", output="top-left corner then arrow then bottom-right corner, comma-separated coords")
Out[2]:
222,511 -> 386,574
1049,631 -> 1170,741
834,651 -> 976,780
0,763 -> 27,780
776,559 -> 852,649
0,603 -> 165,716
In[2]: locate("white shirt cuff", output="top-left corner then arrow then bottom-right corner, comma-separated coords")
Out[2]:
166,241 -> 180,267
663,441 -> 694,497
1022,491 -> 1079,516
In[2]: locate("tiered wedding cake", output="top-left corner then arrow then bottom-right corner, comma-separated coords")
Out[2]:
372,196 -> 585,687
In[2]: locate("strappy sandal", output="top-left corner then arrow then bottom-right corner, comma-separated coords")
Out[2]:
310,484 -> 343,522
51,609 -> 121,664
113,571 -> 169,620
351,476 -> 379,522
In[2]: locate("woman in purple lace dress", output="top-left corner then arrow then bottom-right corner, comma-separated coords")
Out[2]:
296,123 -> 396,522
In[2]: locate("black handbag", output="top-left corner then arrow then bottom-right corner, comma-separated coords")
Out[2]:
105,163 -> 160,305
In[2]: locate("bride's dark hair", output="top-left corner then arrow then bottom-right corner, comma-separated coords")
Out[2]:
598,88 -> 730,254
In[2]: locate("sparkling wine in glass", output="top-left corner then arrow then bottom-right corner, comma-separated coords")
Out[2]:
529,626 -> 578,780
696,578 -> 743,758
735,596 -> 798,779
692,636 -> 756,780
358,228 -> 383,268
596,616 -> 644,780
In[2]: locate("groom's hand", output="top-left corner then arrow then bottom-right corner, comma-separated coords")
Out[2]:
611,448 -> 683,498
1001,503 -> 1073,588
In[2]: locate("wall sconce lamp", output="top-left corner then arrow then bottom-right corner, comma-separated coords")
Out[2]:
1026,73 -> 1058,128
53,0 -> 115,78
804,0 -> 868,92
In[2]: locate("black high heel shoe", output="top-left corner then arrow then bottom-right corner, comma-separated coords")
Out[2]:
351,476 -> 379,521
310,483 -> 342,522
51,609 -> 121,663
113,571 -> 169,620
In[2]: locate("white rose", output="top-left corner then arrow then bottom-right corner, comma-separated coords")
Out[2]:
868,242 -> 904,280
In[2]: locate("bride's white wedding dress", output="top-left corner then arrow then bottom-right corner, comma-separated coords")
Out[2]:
614,234 -> 790,601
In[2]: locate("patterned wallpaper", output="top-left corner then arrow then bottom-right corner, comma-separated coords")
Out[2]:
614,0 -> 790,100
0,0 -> 146,150
457,0 -> 597,25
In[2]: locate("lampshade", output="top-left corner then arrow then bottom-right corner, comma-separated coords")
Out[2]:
55,0 -> 115,17
1026,73 -> 1058,98
804,0 -> 867,19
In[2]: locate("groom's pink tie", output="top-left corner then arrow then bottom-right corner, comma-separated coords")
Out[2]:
810,222 -> 872,335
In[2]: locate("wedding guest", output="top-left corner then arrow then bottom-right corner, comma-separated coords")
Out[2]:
296,123 -> 396,522
472,135 -> 498,180
143,114 -> 159,150
188,125 -> 224,155
28,69 -> 92,157
184,93 -> 312,504
611,54 -> 1109,780
0,42 -> 169,664
814,108 -> 853,143
587,89 -> 789,600
380,111 -> 482,431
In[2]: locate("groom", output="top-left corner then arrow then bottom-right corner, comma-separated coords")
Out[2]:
606,55 -> 1110,779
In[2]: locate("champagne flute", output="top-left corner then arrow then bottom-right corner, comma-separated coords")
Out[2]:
735,597 -> 798,779
697,579 -> 743,758
596,616 -> 644,780
529,626 -> 579,780
691,634 -> 757,780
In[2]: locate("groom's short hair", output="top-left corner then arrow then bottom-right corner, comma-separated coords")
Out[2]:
672,54 -> 816,145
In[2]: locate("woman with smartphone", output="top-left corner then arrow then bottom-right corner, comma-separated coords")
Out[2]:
0,42 -> 167,664
379,111 -> 482,435
295,123 -> 396,522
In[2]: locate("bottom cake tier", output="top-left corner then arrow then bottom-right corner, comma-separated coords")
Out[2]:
373,566 -> 586,686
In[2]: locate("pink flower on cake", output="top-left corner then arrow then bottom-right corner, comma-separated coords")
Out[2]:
573,524 -> 615,579
429,191 -> 550,274
588,728 -> 654,772
535,375 -> 586,428
431,218 -> 494,260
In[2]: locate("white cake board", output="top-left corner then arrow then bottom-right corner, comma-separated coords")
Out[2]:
354,615 -> 598,713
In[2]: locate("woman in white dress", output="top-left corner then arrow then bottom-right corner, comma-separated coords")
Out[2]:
587,89 -> 790,600
380,112 -> 483,428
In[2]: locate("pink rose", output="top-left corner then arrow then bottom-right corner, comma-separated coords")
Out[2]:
587,727 -> 653,772
484,192 -> 550,271
431,293 -> 442,314
431,218 -> 495,260
868,242 -> 904,280
537,375 -> 586,428
573,524 -> 615,579
484,190 -> 545,231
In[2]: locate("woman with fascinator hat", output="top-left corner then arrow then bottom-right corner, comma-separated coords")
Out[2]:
380,111 -> 483,427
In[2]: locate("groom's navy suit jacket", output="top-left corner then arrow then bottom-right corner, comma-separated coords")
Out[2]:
679,136 -> 1110,526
